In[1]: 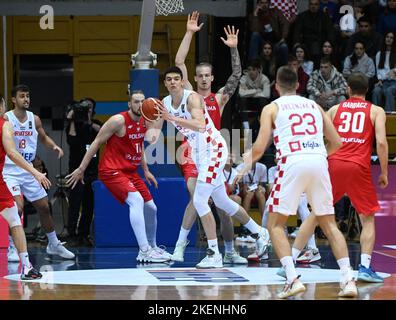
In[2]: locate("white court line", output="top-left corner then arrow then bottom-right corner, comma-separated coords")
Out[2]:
383,245 -> 396,250
4,267 -> 391,286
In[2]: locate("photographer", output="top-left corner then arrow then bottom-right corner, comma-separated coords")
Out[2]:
66,98 -> 101,246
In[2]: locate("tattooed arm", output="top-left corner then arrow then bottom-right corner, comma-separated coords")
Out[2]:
216,25 -> 242,115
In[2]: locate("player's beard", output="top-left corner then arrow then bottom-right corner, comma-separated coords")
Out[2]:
132,108 -> 141,117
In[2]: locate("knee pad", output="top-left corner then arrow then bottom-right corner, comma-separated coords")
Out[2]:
1,206 -> 22,228
193,194 -> 211,217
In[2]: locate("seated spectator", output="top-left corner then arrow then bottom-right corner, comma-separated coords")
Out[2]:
248,0 -> 289,65
372,31 -> 396,112
293,44 -> 314,75
238,59 -> 271,130
273,55 -> 309,98
236,160 -> 267,222
377,0 -> 396,36
307,57 -> 348,110
320,40 -> 340,69
259,41 -> 277,83
346,16 -> 383,60
222,155 -> 242,207
343,41 -> 376,81
293,0 -> 336,67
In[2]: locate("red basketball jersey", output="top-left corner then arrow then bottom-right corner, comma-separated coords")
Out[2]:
204,93 -> 221,130
329,97 -> 374,168
0,119 -> 17,211
99,112 -> 146,172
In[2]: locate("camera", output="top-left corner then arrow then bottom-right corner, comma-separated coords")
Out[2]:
67,100 -> 90,123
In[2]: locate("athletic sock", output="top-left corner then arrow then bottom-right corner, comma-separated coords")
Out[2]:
280,256 -> 298,284
224,241 -> 234,254
361,254 -> 371,269
207,239 -> 219,254
46,231 -> 59,246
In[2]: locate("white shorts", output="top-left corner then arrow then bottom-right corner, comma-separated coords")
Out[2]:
3,171 -> 47,202
267,154 -> 334,216
195,135 -> 228,187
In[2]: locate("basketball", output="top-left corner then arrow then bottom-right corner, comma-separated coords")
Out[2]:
141,98 -> 162,122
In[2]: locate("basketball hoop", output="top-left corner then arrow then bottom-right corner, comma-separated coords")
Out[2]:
155,0 -> 184,16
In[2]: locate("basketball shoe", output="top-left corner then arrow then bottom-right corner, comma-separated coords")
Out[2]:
46,241 -> 75,259
136,247 -> 170,263
196,248 -> 223,268
153,245 -> 172,260
277,276 -> 306,299
21,265 -> 42,281
357,265 -> 384,283
250,227 -> 270,259
296,248 -> 321,264
171,240 -> 189,262
338,279 -> 358,298
223,250 -> 248,264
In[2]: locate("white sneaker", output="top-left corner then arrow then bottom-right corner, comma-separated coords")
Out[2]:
277,276 -> 306,299
46,241 -> 75,259
223,250 -> 248,264
196,249 -> 223,269
253,227 -> 270,259
171,240 -> 189,262
8,245 -> 20,262
296,248 -> 321,264
338,280 -> 358,298
235,235 -> 256,243
247,248 -> 269,262
153,245 -> 172,260
136,247 -> 170,263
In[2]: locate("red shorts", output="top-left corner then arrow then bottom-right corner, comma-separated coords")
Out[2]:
0,180 -> 15,212
179,142 -> 198,182
99,170 -> 152,205
329,159 -> 380,215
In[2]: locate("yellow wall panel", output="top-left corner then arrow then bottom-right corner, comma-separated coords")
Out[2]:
0,17 -> 14,102
74,17 -> 135,54
13,16 -> 72,54
74,54 -> 130,101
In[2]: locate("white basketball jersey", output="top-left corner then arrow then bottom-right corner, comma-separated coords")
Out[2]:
4,110 -> 38,174
162,90 -> 221,157
273,95 -> 327,159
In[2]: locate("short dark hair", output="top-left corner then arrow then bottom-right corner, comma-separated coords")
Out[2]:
347,72 -> 369,95
357,15 -> 372,25
320,56 -> 332,66
196,62 -> 213,74
246,59 -> 262,70
276,66 -> 298,91
164,66 -> 183,80
11,84 -> 30,98
287,54 -> 298,64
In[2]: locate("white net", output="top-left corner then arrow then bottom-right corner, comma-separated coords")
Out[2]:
155,0 -> 184,16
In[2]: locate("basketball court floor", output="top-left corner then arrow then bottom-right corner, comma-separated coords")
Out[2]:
1,166 -> 395,301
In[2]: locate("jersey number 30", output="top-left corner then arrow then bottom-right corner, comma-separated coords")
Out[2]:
338,112 -> 365,133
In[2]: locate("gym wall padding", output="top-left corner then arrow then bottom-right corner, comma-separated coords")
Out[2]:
93,177 -> 196,247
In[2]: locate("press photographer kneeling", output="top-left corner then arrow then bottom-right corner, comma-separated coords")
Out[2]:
66,98 -> 101,246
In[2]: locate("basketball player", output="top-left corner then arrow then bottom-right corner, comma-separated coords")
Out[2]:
157,66 -> 269,269
171,12 -> 248,264
0,94 -> 50,279
286,72 -> 388,283
235,66 -> 357,298
66,90 -> 171,263
4,85 -> 75,261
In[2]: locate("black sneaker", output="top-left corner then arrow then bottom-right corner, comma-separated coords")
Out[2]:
21,265 -> 43,280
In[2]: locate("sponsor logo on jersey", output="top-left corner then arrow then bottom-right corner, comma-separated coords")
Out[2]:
209,96 -> 215,102
181,104 -> 185,113
302,141 -> 321,149
341,137 -> 365,144
28,121 -> 32,129
128,125 -> 133,129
